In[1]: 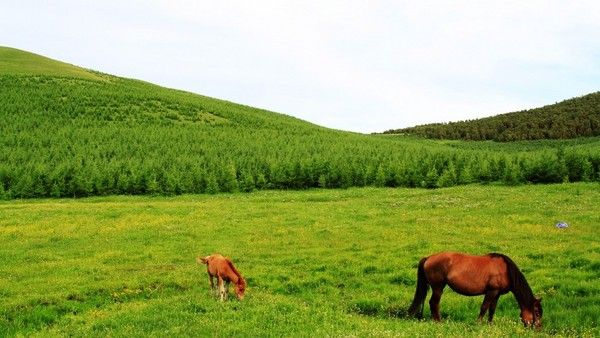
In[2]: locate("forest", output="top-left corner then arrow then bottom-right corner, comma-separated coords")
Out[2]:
384,92 -> 600,141
1,47 -> 600,199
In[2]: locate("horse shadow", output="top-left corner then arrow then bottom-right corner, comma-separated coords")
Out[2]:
349,300 -> 411,319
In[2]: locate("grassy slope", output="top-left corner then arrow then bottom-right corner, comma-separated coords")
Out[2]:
0,47 -> 102,81
0,184 -> 598,336
0,46 -> 324,129
1,47 -> 384,197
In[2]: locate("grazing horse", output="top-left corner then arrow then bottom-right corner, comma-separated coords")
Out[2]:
197,254 -> 246,301
408,252 -> 542,329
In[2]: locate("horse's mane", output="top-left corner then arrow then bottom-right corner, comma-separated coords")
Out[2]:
227,258 -> 246,288
489,253 -> 535,309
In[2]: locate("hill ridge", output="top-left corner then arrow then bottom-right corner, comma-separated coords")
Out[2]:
384,91 -> 600,141
0,46 -> 104,81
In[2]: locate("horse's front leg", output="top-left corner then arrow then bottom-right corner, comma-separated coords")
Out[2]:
478,291 -> 496,322
487,293 -> 501,323
224,281 -> 230,300
217,276 -> 226,301
429,285 -> 445,321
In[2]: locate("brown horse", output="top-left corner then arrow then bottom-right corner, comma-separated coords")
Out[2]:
408,252 -> 542,329
197,254 -> 246,301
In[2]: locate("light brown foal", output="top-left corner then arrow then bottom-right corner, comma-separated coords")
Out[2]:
197,254 -> 246,301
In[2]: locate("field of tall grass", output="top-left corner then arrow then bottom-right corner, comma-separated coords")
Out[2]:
1,184 -> 598,337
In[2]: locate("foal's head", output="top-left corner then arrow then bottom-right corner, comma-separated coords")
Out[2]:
521,297 -> 543,329
196,256 -> 209,265
235,278 -> 247,300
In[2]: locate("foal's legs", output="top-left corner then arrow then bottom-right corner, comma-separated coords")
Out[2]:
429,284 -> 445,321
209,274 -> 215,293
217,276 -> 226,301
478,290 -> 500,323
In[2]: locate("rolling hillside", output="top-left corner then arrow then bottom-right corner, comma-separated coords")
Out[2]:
0,47 -> 103,81
384,92 -> 600,141
1,46 -> 600,199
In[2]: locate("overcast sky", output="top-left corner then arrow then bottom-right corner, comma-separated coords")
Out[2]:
2,1 -> 600,133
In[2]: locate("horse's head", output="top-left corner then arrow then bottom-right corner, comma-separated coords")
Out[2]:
521,297 -> 542,329
533,298 -> 543,329
196,256 -> 209,265
235,278 -> 247,300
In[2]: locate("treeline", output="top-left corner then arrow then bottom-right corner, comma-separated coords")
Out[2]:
384,92 -> 600,141
1,75 -> 600,200
1,145 -> 598,199
2,144 -> 599,199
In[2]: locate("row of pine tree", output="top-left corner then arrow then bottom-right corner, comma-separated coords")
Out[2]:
384,92 -> 600,141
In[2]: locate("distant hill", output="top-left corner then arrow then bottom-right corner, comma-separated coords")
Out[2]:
384,92 -> 600,141
1,46 -> 599,199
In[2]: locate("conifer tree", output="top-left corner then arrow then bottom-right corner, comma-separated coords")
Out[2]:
422,166 -> 439,189
220,163 -> 238,193
375,165 -> 387,187
502,161 -> 524,186
318,174 -> 328,188
437,162 -> 457,188
255,172 -> 267,190
205,174 -> 219,194
240,171 -> 255,192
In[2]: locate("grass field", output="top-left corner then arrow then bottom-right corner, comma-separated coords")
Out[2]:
1,184 -> 599,337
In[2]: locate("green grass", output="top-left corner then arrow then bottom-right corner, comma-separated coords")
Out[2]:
0,47 -> 102,81
1,184 -> 598,337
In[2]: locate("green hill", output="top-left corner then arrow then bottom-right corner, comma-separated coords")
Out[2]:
384,92 -> 600,141
0,46 -> 102,81
1,46 -> 599,199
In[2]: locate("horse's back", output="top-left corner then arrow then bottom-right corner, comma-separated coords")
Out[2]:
424,252 -> 510,295
205,254 -> 227,275
205,254 -> 239,282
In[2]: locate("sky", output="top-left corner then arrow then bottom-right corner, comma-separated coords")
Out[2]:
2,1 -> 600,133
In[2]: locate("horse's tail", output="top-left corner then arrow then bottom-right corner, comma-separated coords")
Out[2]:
408,257 -> 429,318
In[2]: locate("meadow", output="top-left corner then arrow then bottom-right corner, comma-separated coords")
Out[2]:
1,183 -> 598,337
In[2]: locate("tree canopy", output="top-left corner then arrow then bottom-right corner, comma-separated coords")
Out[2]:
384,92 -> 600,141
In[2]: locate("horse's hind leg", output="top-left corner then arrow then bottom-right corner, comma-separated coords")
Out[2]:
429,284 -> 445,321
478,290 -> 500,323
209,275 -> 216,295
